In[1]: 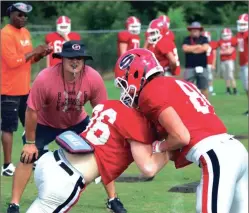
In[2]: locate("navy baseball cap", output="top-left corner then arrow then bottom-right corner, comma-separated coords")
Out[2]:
6,2 -> 33,16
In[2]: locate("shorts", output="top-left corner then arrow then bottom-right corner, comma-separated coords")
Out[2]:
184,67 -> 209,90
26,150 -> 86,213
22,116 -> 90,158
221,60 -> 235,81
1,95 -> 28,132
240,65 -> 248,91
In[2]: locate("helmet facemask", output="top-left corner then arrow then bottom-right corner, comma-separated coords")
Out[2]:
128,23 -> 141,35
147,29 -> 162,44
237,20 -> 248,32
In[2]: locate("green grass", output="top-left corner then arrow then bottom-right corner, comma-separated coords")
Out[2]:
1,79 -> 248,213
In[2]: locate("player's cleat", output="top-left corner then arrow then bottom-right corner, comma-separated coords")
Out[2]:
1,163 -> 15,176
106,197 -> 127,213
7,203 -> 20,213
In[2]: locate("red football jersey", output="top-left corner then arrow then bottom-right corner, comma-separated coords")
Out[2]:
153,36 -> 181,76
218,38 -> 237,61
45,32 -> 81,67
138,76 -> 227,169
117,31 -> 140,57
166,30 -> 175,41
80,100 -> 156,185
236,31 -> 248,66
207,41 -> 218,65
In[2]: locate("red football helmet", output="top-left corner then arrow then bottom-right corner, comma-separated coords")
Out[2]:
201,31 -> 211,42
125,16 -> 141,35
158,15 -> 170,29
147,18 -> 168,45
237,13 -> 248,32
114,48 -> 164,107
56,16 -> 71,35
221,28 -> 232,40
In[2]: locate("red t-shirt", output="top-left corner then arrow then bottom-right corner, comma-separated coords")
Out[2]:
153,36 -> 181,75
138,76 -> 227,169
117,31 -> 140,57
236,31 -> 248,66
80,100 -> 156,185
218,38 -> 237,61
45,32 -> 81,66
207,41 -> 218,65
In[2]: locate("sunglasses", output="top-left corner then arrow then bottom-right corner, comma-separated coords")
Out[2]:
66,57 -> 84,60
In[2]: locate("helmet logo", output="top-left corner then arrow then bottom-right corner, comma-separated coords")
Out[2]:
119,54 -> 135,70
72,44 -> 81,50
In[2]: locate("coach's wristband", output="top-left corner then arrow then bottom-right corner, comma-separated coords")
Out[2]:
26,140 -> 36,144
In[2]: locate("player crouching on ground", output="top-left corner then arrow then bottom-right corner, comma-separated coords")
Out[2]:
114,48 -> 248,213
26,100 -> 171,213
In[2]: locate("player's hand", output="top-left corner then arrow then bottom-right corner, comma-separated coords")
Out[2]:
211,64 -> 216,70
21,144 -> 38,164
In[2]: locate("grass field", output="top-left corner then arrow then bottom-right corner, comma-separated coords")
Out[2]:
1,78 -> 248,213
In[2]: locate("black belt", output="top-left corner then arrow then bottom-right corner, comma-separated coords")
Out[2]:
54,150 -> 74,176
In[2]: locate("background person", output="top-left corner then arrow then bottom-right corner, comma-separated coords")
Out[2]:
182,22 -> 210,98
7,41 -> 127,213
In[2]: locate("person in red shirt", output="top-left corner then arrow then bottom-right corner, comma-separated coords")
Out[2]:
117,16 -> 141,57
201,31 -> 218,96
146,18 -> 180,76
26,100 -> 170,212
114,48 -> 248,213
218,28 -> 237,95
45,16 -> 81,67
144,15 -> 175,49
236,13 -> 248,116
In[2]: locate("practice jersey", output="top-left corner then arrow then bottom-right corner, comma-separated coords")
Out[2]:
138,76 -> 227,168
45,32 -> 81,67
236,31 -> 248,66
153,36 -> 181,76
207,41 -> 218,65
80,100 -> 156,185
218,38 -> 237,61
117,31 -> 140,57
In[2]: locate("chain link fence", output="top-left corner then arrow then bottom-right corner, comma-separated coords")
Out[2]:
30,26 -> 240,79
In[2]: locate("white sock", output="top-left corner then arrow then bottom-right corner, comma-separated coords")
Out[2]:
209,86 -> 213,92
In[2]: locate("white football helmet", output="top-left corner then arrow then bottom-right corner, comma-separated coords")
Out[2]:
237,13 -> 248,32
221,28 -> 232,40
56,16 -> 71,36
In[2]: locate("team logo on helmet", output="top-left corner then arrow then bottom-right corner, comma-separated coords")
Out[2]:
119,54 -> 135,70
72,44 -> 81,50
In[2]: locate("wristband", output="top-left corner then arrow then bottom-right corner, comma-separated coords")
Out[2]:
26,140 -> 35,144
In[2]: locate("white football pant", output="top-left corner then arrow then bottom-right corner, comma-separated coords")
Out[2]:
186,133 -> 248,213
240,65 -> 248,91
26,150 -> 86,213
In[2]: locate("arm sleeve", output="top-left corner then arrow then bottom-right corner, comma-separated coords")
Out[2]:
1,33 -> 26,68
27,73 -> 47,111
89,71 -> 108,108
118,32 -> 129,43
182,37 -> 189,45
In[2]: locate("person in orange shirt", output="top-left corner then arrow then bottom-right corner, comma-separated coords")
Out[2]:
1,2 -> 52,177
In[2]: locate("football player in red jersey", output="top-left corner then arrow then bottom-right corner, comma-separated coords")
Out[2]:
26,100 -> 170,213
146,18 -> 180,76
117,16 -> 141,57
114,48 -> 248,213
218,28 -> 238,95
45,16 -> 81,67
201,31 -> 218,96
236,13 -> 248,116
144,15 -> 175,49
